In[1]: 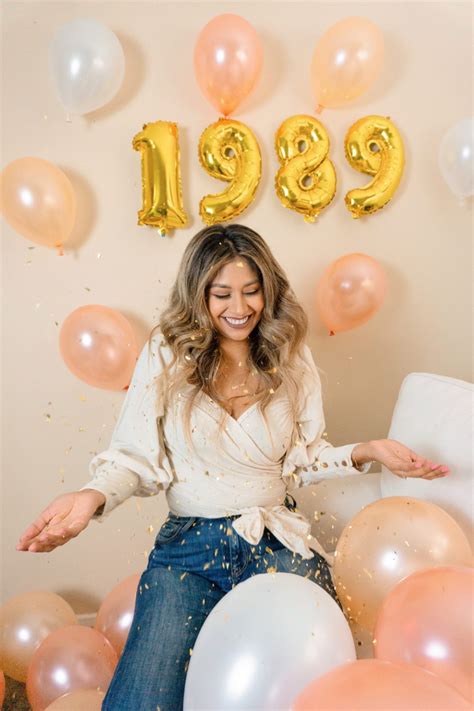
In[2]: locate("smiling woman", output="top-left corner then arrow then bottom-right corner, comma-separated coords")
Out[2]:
17,223 -> 450,711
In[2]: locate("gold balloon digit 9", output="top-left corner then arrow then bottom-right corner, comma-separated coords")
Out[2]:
132,120 -> 188,236
198,118 -> 262,225
344,115 -> 405,218
274,115 -> 337,223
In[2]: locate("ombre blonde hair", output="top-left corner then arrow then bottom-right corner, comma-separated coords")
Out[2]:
149,224 -> 311,453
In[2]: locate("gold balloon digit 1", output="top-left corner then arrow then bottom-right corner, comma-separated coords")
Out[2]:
274,115 -> 336,223
344,115 -> 405,219
132,120 -> 188,236
198,119 -> 262,225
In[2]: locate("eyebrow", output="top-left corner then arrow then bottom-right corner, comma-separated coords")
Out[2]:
210,280 -> 260,288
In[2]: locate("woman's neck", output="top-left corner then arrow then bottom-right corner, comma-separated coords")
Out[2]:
218,337 -> 250,367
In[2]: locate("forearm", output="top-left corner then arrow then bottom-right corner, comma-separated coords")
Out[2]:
351,441 -> 376,468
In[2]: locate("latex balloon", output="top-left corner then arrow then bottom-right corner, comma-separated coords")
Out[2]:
311,17 -> 384,110
0,157 -> 76,253
59,305 -> 138,390
332,497 -> 473,632
95,573 -> 140,656
198,118 -> 262,225
375,566 -> 474,703
345,115 -> 405,218
292,659 -> 471,710
194,14 -> 263,116
44,689 -> 105,710
183,573 -> 355,710
49,18 -> 125,115
438,117 -> 474,199
132,120 -> 188,236
0,591 -> 77,683
26,625 -> 117,711
275,115 -> 337,222
316,252 -> 387,335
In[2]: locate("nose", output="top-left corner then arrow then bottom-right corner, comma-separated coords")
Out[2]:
227,292 -> 250,316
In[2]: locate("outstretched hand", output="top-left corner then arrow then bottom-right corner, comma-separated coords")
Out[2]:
16,490 -> 105,553
368,439 -> 450,480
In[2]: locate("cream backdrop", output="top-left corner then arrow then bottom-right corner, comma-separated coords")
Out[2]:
1,1 -> 472,614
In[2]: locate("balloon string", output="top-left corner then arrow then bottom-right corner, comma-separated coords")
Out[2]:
315,105 -> 323,115
56,243 -> 64,256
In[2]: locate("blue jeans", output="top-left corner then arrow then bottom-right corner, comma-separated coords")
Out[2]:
102,496 -> 340,711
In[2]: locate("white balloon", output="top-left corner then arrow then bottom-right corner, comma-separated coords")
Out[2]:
438,117 -> 473,198
49,18 -> 125,115
183,572 -> 355,710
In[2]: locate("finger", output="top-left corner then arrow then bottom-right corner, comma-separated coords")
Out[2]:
27,541 -> 57,553
18,515 -> 51,545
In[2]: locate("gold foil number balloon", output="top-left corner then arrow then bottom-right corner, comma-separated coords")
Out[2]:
275,115 -> 336,223
344,115 -> 404,218
132,121 -> 188,236
198,118 -> 262,225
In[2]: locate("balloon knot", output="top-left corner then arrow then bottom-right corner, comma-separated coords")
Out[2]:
329,330 -> 335,336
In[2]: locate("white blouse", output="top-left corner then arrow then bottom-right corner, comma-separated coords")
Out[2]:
80,334 -> 371,564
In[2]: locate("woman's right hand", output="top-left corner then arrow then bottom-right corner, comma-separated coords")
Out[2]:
16,490 -> 106,553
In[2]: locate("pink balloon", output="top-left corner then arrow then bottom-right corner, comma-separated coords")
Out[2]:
95,573 -> 140,656
59,305 -> 138,390
0,157 -> 76,253
316,252 -> 387,335
311,17 -> 384,110
375,566 -> 474,703
26,625 -> 117,711
194,14 -> 263,116
292,659 -> 471,710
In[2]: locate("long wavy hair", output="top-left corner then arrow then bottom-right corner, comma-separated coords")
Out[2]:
149,223 -> 311,454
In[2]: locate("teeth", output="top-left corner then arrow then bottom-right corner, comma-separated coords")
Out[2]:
224,315 -> 250,325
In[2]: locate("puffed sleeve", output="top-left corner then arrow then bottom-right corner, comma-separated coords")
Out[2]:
79,333 -> 175,521
282,344 -> 372,488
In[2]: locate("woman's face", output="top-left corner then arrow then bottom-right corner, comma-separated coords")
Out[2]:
207,258 -> 264,342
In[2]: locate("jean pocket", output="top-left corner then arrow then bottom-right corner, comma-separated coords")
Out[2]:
155,514 -> 197,545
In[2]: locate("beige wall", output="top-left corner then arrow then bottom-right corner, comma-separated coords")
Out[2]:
2,1 -> 472,612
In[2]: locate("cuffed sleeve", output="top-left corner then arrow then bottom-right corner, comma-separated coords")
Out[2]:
79,333 -> 175,522
282,344 -> 372,488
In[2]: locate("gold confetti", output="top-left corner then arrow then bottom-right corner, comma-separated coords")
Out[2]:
267,566 -> 277,574
147,525 -> 154,534
79,395 -> 87,402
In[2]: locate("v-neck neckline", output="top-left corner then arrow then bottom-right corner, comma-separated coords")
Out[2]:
202,383 -> 284,425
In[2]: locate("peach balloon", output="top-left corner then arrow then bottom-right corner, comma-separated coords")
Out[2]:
311,17 -> 384,111
292,659 -> 471,710
26,625 -> 117,711
316,252 -> 387,335
95,573 -> 140,656
59,305 -> 138,390
0,670 -> 5,707
332,497 -> 473,632
194,14 -> 263,116
0,157 -> 76,253
44,688 -> 105,710
0,591 -> 77,682
375,566 -> 474,703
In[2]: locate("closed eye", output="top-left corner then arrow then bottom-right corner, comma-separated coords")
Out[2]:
213,290 -> 260,299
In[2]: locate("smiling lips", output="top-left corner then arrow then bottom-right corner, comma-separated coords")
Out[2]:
222,315 -> 252,328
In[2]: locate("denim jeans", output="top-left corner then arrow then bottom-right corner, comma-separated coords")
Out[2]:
102,496 -> 341,711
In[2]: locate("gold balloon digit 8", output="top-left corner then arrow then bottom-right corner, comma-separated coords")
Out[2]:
132,120 -> 188,236
274,115 -> 337,223
344,115 -> 405,218
198,118 -> 262,225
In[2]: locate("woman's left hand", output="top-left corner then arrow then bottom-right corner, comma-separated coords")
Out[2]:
356,439 -> 451,480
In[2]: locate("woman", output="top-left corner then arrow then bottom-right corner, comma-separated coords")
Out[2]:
17,224 -> 449,710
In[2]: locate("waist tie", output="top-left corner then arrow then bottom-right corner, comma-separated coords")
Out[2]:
231,505 -> 334,566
